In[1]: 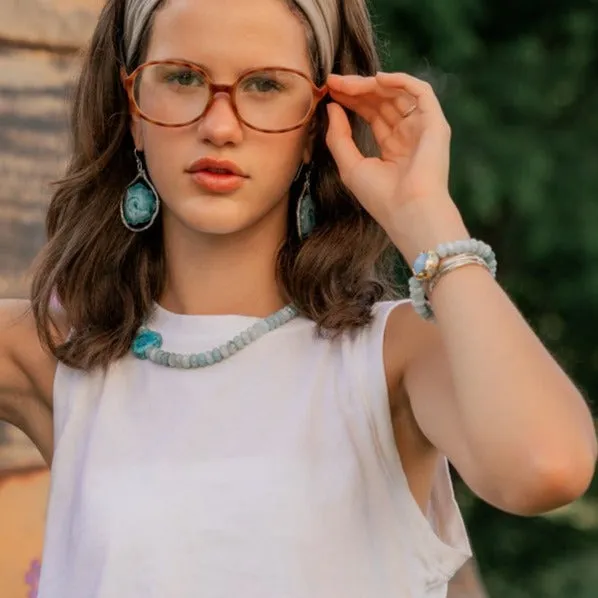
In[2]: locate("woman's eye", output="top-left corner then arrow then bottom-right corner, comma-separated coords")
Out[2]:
166,70 -> 204,87
243,77 -> 283,93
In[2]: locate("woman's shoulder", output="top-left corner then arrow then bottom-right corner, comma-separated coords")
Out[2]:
369,298 -> 440,402
0,299 -> 49,375
1,298 -> 69,368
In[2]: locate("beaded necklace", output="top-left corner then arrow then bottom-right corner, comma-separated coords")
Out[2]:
131,304 -> 298,369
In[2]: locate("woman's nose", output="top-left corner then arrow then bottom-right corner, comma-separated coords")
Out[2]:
196,92 -> 243,146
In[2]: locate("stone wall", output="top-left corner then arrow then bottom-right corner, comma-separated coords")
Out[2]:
0,0 -> 102,48
0,0 -> 102,298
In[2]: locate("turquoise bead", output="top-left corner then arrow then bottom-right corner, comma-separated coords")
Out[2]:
198,354 -> 208,367
132,329 -> 163,359
212,349 -> 222,362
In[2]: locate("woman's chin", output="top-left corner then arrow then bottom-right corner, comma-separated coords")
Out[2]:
166,202 -> 257,237
161,191 -> 288,238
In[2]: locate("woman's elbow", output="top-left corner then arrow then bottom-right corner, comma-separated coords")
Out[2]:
502,450 -> 597,516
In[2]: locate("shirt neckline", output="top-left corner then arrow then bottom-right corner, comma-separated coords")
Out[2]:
149,302 -> 289,336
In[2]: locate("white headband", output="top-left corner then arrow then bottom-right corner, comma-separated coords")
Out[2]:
123,0 -> 340,76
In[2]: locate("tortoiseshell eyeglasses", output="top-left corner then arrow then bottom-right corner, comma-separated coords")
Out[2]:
121,60 -> 329,133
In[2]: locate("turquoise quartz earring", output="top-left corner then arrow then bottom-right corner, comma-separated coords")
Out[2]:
296,166 -> 316,241
120,150 -> 160,232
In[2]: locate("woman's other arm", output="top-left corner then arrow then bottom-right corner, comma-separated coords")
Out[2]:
0,300 -> 56,466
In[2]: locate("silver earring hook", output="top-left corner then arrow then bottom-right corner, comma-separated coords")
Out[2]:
293,162 -> 309,183
134,149 -> 144,174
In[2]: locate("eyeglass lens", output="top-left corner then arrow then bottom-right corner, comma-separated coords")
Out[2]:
133,64 -> 315,131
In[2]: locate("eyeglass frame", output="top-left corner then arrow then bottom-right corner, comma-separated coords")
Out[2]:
120,59 -> 330,134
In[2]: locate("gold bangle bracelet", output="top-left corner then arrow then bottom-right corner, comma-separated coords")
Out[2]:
426,254 -> 490,296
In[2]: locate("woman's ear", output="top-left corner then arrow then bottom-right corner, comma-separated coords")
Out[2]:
121,67 -> 144,151
302,118 -> 318,163
130,115 -> 144,152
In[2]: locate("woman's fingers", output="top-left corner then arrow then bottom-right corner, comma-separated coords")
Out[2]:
327,73 -> 378,95
326,72 -> 446,159
328,75 -> 421,123
375,71 -> 445,120
327,88 -> 379,124
328,87 -> 420,140
325,102 -> 365,179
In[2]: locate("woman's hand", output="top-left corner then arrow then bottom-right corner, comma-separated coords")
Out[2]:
325,72 -> 468,262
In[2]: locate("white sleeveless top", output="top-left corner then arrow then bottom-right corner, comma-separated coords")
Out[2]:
38,300 -> 471,598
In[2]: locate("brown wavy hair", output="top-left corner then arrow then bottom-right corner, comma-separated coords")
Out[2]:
30,0 -> 401,370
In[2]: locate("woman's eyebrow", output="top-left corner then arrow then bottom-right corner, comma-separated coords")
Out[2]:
164,58 -> 291,77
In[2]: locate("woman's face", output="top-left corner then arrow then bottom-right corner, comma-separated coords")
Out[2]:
130,0 -> 315,239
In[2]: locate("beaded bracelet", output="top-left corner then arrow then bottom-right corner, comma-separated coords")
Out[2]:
409,239 -> 497,321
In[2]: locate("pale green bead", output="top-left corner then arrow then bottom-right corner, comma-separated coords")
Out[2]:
256,322 -> 269,336
132,303 -> 298,369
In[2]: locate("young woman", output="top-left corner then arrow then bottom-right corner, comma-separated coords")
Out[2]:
0,0 -> 595,596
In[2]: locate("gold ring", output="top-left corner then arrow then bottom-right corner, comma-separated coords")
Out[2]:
401,103 -> 417,119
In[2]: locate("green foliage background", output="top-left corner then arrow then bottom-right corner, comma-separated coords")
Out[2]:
369,0 -> 598,595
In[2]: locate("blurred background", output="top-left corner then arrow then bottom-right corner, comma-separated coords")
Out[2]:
0,0 -> 596,596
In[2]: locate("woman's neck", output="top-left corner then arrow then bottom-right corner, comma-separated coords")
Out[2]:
158,213 -> 289,317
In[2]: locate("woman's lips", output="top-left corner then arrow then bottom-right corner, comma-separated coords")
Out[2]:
190,170 -> 248,193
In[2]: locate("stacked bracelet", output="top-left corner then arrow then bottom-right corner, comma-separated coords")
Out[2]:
408,239 -> 497,321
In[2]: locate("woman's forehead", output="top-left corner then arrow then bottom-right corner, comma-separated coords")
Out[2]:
147,0 -> 311,73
